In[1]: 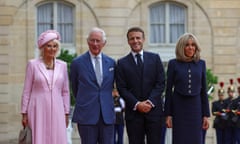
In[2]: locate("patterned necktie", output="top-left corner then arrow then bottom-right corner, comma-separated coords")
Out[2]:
94,56 -> 102,86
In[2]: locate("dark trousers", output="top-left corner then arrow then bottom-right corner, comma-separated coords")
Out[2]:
215,129 -> 224,144
161,126 -> 166,144
126,116 -> 163,144
114,124 -> 124,144
202,130 -> 206,144
77,115 -> 114,144
224,127 -> 235,144
234,127 -> 240,144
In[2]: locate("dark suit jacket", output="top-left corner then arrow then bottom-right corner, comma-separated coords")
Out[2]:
164,59 -> 210,117
212,100 -> 227,129
116,51 -> 165,121
70,51 -> 115,125
230,96 -> 240,128
223,97 -> 235,127
232,96 -> 240,127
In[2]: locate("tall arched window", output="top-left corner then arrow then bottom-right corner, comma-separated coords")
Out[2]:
149,2 -> 187,61
37,1 -> 74,45
149,2 -> 186,44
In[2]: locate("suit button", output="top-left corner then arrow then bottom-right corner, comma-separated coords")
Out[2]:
188,90 -> 191,94
188,69 -> 191,73
189,79 -> 191,83
189,74 -> 191,78
188,85 -> 191,88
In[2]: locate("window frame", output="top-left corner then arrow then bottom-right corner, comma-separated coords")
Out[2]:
148,2 -> 187,62
36,1 -> 75,50
148,2 -> 187,46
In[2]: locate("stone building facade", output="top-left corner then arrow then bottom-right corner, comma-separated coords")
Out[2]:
0,0 -> 240,143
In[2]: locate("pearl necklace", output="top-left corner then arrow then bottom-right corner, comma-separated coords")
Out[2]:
44,60 -> 54,70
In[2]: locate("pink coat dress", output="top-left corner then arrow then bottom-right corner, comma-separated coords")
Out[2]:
21,58 -> 70,144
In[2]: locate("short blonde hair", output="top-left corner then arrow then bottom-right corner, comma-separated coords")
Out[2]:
39,39 -> 61,57
175,33 -> 201,62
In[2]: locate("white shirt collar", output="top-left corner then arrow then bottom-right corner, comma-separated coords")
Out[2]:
89,51 -> 102,59
131,50 -> 143,57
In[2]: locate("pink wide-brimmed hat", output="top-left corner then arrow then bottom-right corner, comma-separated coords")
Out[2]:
37,30 -> 61,48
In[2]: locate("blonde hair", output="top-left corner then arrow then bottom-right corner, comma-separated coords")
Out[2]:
39,39 -> 61,57
175,33 -> 201,62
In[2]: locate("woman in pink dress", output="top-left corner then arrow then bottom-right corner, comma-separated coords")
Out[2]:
21,30 -> 70,144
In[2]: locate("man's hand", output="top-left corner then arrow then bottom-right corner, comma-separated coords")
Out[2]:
202,116 -> 209,130
137,101 -> 152,113
236,111 -> 240,115
166,116 -> 172,128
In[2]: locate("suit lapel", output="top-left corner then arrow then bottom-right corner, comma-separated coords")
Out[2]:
38,59 -> 52,89
85,52 -> 95,75
52,60 -> 60,90
85,52 -> 99,86
127,53 -> 142,77
102,55 -> 109,86
127,53 -> 137,68
143,52 -> 147,76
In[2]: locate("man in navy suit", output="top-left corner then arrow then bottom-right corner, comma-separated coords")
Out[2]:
116,27 -> 165,144
70,27 -> 115,144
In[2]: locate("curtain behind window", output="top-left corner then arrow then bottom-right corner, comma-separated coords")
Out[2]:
149,3 -> 186,44
37,3 -> 53,35
169,4 -> 185,43
150,4 -> 165,43
57,3 -> 73,43
37,2 -> 73,44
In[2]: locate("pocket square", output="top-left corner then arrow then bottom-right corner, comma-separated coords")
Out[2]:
109,67 -> 114,71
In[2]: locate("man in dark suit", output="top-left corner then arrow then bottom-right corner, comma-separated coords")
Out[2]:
224,79 -> 236,144
232,78 -> 240,144
212,82 -> 227,144
116,27 -> 165,144
70,27 -> 115,144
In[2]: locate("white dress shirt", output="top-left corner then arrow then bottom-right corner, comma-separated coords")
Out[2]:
131,50 -> 144,64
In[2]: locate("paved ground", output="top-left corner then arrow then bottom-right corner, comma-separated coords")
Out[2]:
0,119 -> 216,144
71,121 -> 216,144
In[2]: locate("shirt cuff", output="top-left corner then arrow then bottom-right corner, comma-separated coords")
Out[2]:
133,102 -> 140,111
147,99 -> 155,108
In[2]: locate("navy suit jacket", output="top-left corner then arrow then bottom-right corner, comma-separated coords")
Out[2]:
70,52 -> 115,125
212,100 -> 227,129
116,51 -> 165,121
